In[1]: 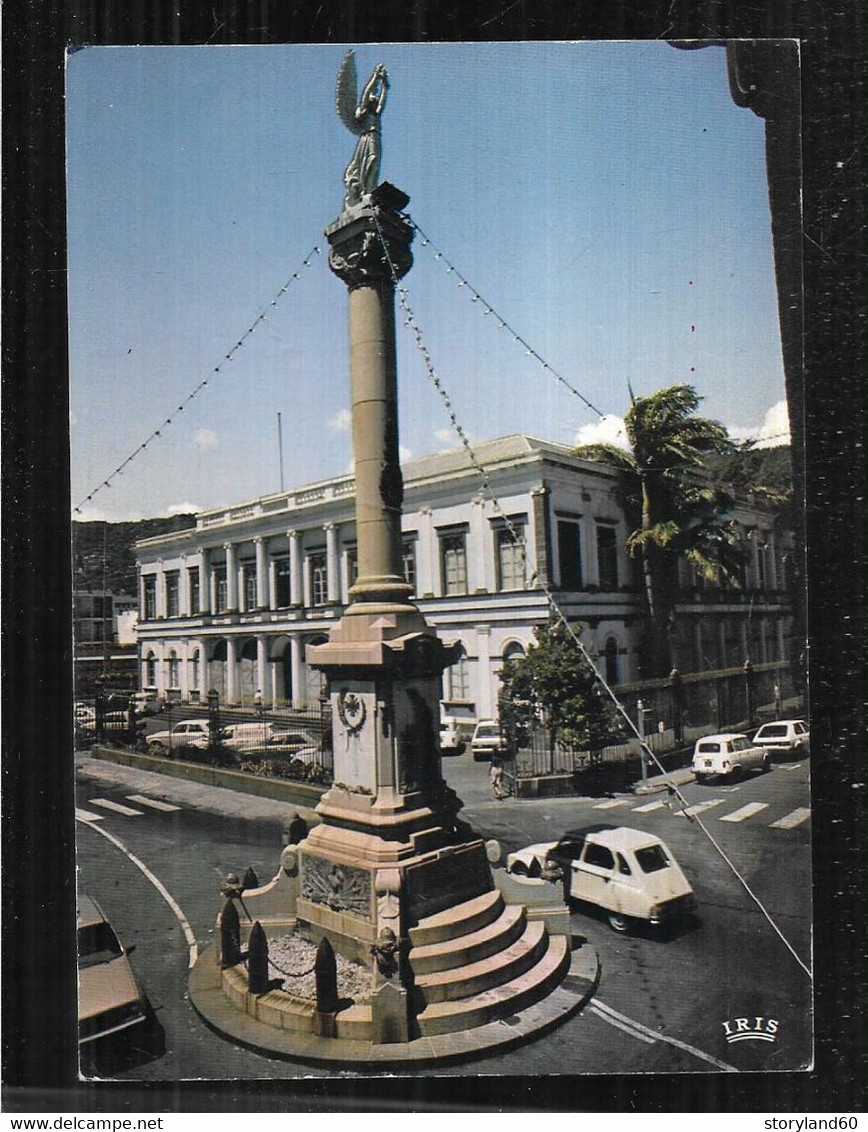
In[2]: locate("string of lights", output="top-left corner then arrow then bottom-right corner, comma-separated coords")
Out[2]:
408,218 -> 609,421
377,215 -> 811,981
72,246 -> 322,516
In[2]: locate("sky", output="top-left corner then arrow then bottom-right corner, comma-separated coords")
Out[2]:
66,41 -> 793,522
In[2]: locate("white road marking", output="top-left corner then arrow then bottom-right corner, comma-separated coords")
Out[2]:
89,798 -> 144,817
592,998 -> 738,1072
770,807 -> 811,829
776,762 -> 805,771
126,794 -> 181,812
675,798 -> 726,819
75,808 -> 104,822
593,798 -> 631,810
588,1003 -> 656,1044
632,799 -> 666,813
719,802 -> 769,823
77,816 -> 198,968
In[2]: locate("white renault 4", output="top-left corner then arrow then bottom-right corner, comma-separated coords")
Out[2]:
506,824 -> 695,933
692,732 -> 770,782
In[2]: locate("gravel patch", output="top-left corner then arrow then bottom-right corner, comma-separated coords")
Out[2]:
267,933 -> 371,1003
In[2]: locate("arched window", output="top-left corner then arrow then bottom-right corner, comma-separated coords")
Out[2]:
189,649 -> 200,691
448,653 -> 470,701
168,650 -> 180,688
502,641 -> 526,663
604,637 -> 619,686
145,651 -> 157,687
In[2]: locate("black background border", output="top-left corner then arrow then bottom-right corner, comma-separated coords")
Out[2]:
3,0 -> 865,1114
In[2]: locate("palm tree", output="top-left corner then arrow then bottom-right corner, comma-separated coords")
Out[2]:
574,385 -> 743,676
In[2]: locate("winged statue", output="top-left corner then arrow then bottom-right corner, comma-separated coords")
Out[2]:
336,51 -> 389,208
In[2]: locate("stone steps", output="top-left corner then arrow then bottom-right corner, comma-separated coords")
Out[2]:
409,902 -> 526,974
408,888 -> 504,948
415,933 -> 571,1037
413,919 -> 548,1003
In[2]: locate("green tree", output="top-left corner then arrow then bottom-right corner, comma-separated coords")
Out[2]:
499,621 -> 620,757
574,385 -> 742,676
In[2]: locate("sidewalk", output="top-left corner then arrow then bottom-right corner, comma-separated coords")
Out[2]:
75,752 -> 319,826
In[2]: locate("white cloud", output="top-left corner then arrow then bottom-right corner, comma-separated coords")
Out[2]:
399,445 -> 412,464
327,408 -> 352,434
573,414 -> 630,451
434,427 -> 476,452
728,400 -> 790,448
167,502 -> 200,515
193,427 -> 218,449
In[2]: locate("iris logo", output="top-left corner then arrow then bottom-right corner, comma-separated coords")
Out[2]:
722,1016 -> 779,1044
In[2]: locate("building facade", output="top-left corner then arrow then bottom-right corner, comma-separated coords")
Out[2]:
134,435 -> 795,719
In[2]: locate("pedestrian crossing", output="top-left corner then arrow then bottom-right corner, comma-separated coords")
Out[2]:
593,793 -> 809,831
76,793 -> 183,823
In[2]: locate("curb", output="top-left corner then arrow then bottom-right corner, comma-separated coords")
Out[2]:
188,938 -> 600,1068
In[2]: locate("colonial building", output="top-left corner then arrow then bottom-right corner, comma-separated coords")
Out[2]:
134,435 -> 795,717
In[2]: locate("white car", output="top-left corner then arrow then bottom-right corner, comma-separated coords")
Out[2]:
439,719 -> 467,757
146,719 -> 215,755
130,690 -> 163,715
470,721 -> 502,761
753,719 -> 810,756
223,722 -> 317,752
506,824 -> 695,934
692,732 -> 770,782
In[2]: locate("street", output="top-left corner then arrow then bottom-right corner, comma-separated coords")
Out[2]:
74,750 -> 813,1079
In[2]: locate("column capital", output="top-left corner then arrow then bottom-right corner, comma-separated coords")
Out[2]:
326,197 -> 414,291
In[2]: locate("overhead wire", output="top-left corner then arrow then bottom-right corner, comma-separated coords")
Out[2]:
72,246 -> 322,516
376,213 -> 812,982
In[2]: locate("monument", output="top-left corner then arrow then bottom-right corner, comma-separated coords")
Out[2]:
189,54 -> 596,1062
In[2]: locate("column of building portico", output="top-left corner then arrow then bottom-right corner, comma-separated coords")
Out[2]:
288,530 -> 302,607
416,507 -> 436,597
256,635 -> 269,703
198,549 -> 211,615
225,542 -> 238,612
180,554 -> 189,616
475,624 -> 493,719
255,537 -> 268,609
267,554 -> 278,610
325,523 -> 340,603
155,559 -> 166,618
468,496 -> 488,593
290,636 -> 304,708
225,636 -> 238,704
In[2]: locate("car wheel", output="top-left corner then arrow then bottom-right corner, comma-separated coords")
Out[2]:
607,912 -> 630,934
694,773 -> 707,784
762,754 -> 772,773
147,741 -> 167,756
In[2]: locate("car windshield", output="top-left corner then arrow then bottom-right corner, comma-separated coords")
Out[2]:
731,737 -> 751,751
758,725 -> 787,737
78,921 -> 123,967
634,845 -> 670,873
476,727 -> 499,738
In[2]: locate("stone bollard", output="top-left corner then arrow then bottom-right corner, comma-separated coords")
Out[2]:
313,936 -> 339,1038
247,921 -> 269,995
219,898 -> 242,969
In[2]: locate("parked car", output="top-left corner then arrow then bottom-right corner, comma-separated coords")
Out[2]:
506,824 -> 695,934
692,732 -> 770,782
752,719 -> 810,756
439,718 -> 467,756
471,720 -> 502,761
223,722 -> 317,752
130,690 -> 163,715
77,711 -> 130,735
74,704 -> 96,725
146,719 -> 217,755
77,895 -> 150,1047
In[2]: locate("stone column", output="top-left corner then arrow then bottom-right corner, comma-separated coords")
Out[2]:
468,495 -> 487,593
255,537 -> 268,609
256,635 -> 268,703
325,523 -> 340,603
530,486 -> 552,587
225,542 -> 238,612
288,530 -> 302,607
226,636 -> 237,704
198,549 -> 210,615
475,625 -> 493,719
268,557 -> 277,610
156,559 -> 166,618
290,636 -> 304,708
417,507 -> 436,598
180,554 -> 189,616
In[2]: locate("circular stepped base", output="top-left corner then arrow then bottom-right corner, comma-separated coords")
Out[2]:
188,940 -> 599,1067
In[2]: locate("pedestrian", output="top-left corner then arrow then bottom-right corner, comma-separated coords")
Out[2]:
490,754 -> 505,800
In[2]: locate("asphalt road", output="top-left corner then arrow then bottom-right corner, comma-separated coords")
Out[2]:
74,750 -> 813,1081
